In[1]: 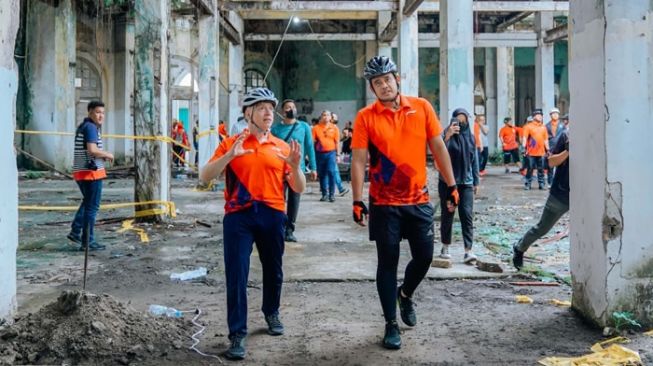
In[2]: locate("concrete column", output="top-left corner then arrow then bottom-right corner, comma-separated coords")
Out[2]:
439,0 -> 474,124
133,0 -> 170,222
484,48 -> 498,153
364,40 -> 378,105
398,0 -> 419,96
535,12 -> 555,115
0,0 -> 19,322
113,15 -> 135,164
496,46 -> 515,130
227,11 -> 244,134
569,0 -> 653,328
27,0 -> 76,171
198,1 -> 220,170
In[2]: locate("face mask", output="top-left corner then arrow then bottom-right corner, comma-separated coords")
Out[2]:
285,109 -> 296,119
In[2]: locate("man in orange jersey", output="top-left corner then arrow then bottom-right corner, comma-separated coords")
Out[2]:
68,101 -> 114,251
521,109 -> 549,190
351,56 -> 457,350
200,88 -> 306,361
499,117 -> 521,173
312,110 -> 341,202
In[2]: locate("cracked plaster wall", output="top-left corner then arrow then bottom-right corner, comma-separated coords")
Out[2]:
570,0 -> 653,327
0,0 -> 20,322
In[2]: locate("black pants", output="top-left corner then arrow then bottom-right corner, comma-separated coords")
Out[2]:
369,203 -> 434,322
479,147 -> 489,171
284,182 -> 301,234
526,156 -> 545,186
438,181 -> 474,250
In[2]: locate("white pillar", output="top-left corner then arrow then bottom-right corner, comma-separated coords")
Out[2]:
570,0 -> 653,328
228,11 -> 244,134
484,48 -> 498,153
535,12 -> 555,115
364,40 -> 378,105
439,0 -> 474,124
0,0 -> 19,322
398,0 -> 419,96
113,16 -> 135,163
496,46 -> 515,138
198,1 -> 220,170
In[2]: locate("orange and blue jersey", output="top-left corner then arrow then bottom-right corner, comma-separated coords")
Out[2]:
209,133 -> 291,214
499,125 -> 519,151
351,96 -> 443,205
312,123 -> 340,152
523,122 -> 548,157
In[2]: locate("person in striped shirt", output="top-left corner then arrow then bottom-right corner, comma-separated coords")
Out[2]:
67,100 -> 113,251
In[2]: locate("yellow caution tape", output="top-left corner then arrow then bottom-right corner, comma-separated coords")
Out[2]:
515,295 -> 534,304
117,219 -> 149,243
19,200 -> 176,218
538,344 -> 641,366
15,129 -> 190,150
645,329 -> 653,336
171,149 -> 198,171
590,336 -> 630,352
549,299 -> 571,307
197,128 -> 219,139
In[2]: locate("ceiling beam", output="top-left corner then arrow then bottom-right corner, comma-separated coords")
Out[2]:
379,17 -> 397,43
219,14 -> 241,45
221,1 -> 397,12
238,10 -> 378,20
403,0 -> 425,16
418,1 -> 569,13
189,0 -> 214,16
496,12 -> 533,32
544,23 -> 568,43
245,33 -> 377,41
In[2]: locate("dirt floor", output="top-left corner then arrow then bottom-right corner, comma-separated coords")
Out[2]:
4,165 -> 652,365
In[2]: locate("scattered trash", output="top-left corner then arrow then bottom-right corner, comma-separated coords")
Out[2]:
431,257 -> 452,269
590,336 -> 630,352
195,219 -> 212,228
148,304 -> 183,318
515,295 -> 534,304
644,329 -> 653,336
549,299 -> 571,307
538,344 -> 641,366
476,260 -> 503,273
170,267 -> 208,281
603,327 -> 617,337
613,311 -> 642,332
117,219 -> 149,243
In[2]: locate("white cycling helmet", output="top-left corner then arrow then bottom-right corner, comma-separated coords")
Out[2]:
242,87 -> 278,113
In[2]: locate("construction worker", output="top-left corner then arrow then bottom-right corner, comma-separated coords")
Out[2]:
351,56 -> 458,350
521,109 -> 549,190
200,87 -> 306,361
271,99 -> 318,242
545,108 -> 565,186
513,121 -> 570,269
499,117 -> 521,173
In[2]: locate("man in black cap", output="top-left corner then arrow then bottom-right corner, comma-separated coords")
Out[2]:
521,109 -> 549,190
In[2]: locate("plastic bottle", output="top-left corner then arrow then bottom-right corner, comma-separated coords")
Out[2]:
170,267 -> 208,281
149,304 -> 183,318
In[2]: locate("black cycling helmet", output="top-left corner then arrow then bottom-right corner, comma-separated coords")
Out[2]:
363,56 -> 398,81
242,87 -> 278,113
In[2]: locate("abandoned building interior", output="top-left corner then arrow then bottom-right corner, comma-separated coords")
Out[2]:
0,0 -> 652,365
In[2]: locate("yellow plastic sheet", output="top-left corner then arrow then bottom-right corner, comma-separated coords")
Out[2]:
590,336 -> 629,353
515,295 -> 534,304
644,329 -> 653,336
538,344 -> 641,366
549,299 -> 572,307
117,219 -> 149,243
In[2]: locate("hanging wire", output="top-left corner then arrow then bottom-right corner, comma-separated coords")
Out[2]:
305,19 -> 367,69
262,14 -> 295,83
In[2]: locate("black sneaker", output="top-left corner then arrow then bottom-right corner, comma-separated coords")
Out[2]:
539,184 -> 545,190
512,245 -> 524,270
397,287 -> 416,327
524,184 -> 531,191
319,195 -> 328,202
79,242 -> 106,252
338,187 -> 350,197
265,314 -> 284,336
67,232 -> 81,245
285,230 -> 297,243
224,334 -> 246,360
382,320 -> 401,350
328,195 -> 335,202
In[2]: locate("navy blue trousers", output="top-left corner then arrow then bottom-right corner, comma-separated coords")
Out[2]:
316,151 -> 337,197
223,203 -> 286,339
70,179 -> 103,244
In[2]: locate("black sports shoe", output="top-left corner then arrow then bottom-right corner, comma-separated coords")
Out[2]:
397,287 -> 416,327
285,230 -> 298,242
265,314 -> 284,336
67,232 -> 81,245
224,334 -> 246,360
79,242 -> 106,252
382,320 -> 401,350
328,195 -> 335,202
512,245 -> 524,270
319,195 -> 328,202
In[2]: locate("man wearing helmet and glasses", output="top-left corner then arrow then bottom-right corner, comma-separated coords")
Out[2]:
200,87 -> 306,360
350,56 -> 458,349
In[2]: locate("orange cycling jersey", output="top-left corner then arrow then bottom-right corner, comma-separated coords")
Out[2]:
523,122 -> 548,157
209,133 -> 291,214
352,96 -> 443,205
499,125 -> 519,151
312,123 -> 340,152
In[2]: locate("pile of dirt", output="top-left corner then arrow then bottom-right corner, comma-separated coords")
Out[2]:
0,291 -> 192,365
